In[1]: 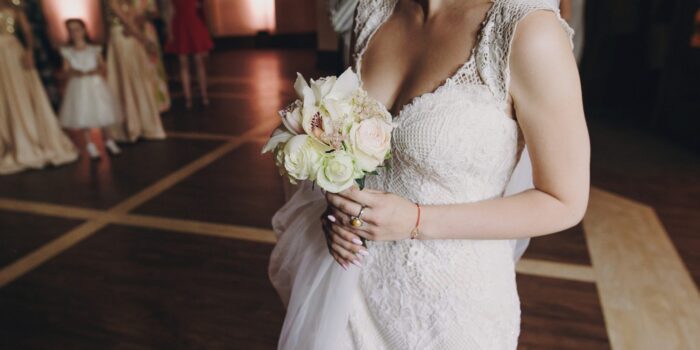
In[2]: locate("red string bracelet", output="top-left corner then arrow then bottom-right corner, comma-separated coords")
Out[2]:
410,203 -> 421,240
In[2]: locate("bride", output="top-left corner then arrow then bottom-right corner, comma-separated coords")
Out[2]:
269,0 -> 589,348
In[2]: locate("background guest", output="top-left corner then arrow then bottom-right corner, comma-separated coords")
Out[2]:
0,0 -> 77,175
164,0 -> 213,110
59,18 -> 122,160
106,0 -> 166,142
21,0 -> 62,107
135,0 -> 171,113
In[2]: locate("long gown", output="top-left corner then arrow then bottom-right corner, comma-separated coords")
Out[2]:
269,0 -> 575,349
107,1 -> 166,142
135,0 -> 171,112
0,8 -> 78,175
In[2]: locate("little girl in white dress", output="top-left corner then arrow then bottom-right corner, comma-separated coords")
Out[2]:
59,18 -> 122,159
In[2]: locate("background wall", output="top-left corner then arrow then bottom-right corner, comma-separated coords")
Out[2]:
580,0 -> 699,149
206,0 -> 277,36
41,0 -> 103,46
315,0 -> 338,51
205,0 -> 318,36
275,0 -> 317,34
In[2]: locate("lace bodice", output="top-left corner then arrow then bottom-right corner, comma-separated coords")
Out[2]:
342,1 -> 574,349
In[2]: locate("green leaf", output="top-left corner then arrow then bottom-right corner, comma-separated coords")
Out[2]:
356,177 -> 366,190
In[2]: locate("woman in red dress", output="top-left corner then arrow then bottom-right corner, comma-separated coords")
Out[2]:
164,0 -> 213,109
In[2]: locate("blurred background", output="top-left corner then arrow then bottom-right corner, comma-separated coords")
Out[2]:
0,0 -> 698,349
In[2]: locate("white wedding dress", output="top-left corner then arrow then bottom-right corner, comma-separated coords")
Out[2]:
269,0 -> 573,349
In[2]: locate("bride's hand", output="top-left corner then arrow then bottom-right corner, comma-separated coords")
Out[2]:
325,186 -> 418,243
321,206 -> 367,269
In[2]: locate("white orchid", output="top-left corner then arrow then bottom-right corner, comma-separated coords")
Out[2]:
280,100 -> 304,135
262,127 -> 294,154
294,69 -> 360,140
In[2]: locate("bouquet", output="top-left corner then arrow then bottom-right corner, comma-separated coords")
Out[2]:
262,68 -> 393,193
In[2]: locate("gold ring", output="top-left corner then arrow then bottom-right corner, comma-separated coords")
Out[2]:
350,206 -> 366,228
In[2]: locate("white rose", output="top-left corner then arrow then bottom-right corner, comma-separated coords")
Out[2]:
282,135 -> 326,182
261,127 -> 294,154
348,117 -> 392,172
316,151 -> 361,193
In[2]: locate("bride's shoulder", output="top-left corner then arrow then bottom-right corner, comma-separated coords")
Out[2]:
353,0 -> 398,41
491,0 -> 564,21
356,0 -> 396,16
488,0 -> 573,47
477,0 -> 573,101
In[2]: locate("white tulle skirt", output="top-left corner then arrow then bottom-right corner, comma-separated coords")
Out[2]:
269,147 -> 534,350
59,75 -> 122,129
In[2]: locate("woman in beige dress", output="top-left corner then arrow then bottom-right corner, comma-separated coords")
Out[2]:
0,3 -> 78,175
134,0 -> 171,112
107,0 -> 166,142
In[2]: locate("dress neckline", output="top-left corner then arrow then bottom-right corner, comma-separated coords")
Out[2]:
355,0 -> 497,118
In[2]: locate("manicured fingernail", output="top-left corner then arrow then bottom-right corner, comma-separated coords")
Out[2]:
358,249 -> 369,256
351,260 -> 362,267
327,215 -> 336,223
352,238 -> 363,245
340,263 -> 347,270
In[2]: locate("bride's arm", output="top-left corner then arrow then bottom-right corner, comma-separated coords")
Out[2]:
325,12 -> 589,243
420,11 -> 589,240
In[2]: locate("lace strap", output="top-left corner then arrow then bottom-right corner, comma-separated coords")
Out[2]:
476,0 -> 575,103
352,0 -> 399,77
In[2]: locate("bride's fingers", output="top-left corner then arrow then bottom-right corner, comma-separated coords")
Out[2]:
331,242 -> 362,267
337,186 -> 381,206
329,223 -> 364,264
360,188 -> 385,194
328,212 -> 373,241
325,191 -> 364,217
328,209 -> 352,227
330,206 -> 377,227
330,250 -> 350,269
331,224 -> 367,254
322,218 -> 350,268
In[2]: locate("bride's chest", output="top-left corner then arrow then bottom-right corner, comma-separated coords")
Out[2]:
390,85 -> 519,171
